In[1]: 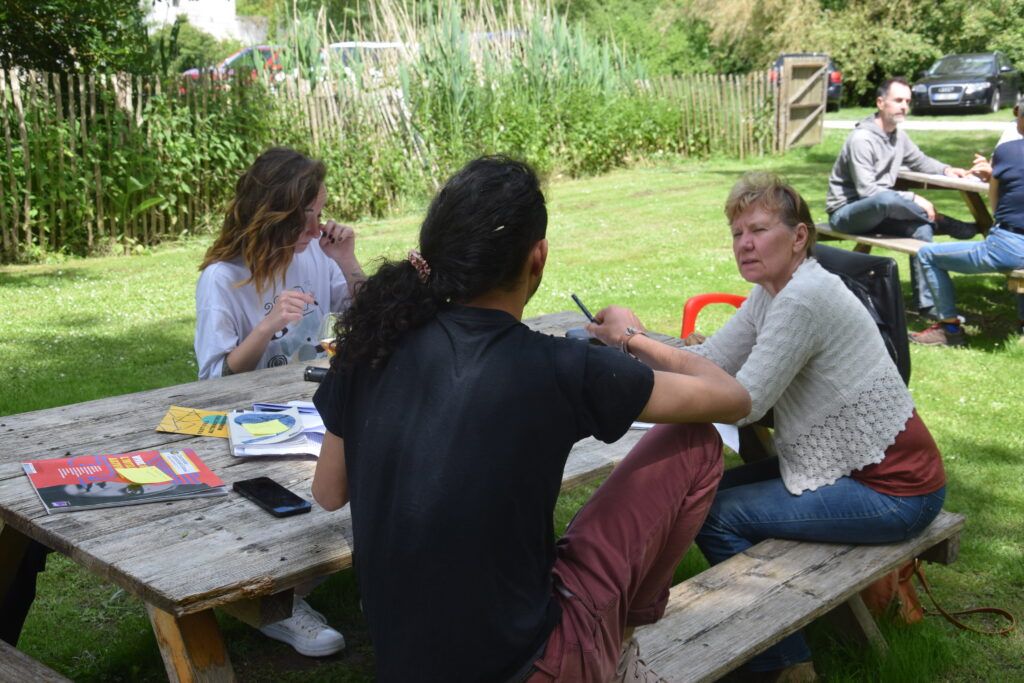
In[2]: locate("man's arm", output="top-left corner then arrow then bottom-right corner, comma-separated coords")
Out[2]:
587,306 -> 750,424
312,430 -> 349,511
634,336 -> 751,424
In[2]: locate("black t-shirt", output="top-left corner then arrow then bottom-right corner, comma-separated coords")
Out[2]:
313,306 -> 654,682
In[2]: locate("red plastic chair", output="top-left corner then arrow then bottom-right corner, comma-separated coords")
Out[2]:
680,293 -> 747,339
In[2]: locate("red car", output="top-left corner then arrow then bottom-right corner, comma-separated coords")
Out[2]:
181,46 -> 289,89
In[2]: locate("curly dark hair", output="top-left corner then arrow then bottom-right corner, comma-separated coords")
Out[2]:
332,155 -> 547,369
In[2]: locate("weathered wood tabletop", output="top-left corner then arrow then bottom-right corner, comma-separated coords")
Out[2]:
0,310 -> 655,681
895,168 -> 992,231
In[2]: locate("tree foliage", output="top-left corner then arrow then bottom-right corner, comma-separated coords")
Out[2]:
0,0 -> 149,72
148,18 -> 242,76
558,0 -> 1024,103
555,0 -> 716,75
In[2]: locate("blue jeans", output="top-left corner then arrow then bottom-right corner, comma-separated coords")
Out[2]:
918,226 -> 1024,321
829,190 -> 935,312
695,457 -> 946,672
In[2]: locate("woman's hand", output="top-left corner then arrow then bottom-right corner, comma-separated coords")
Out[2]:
319,220 -> 357,262
969,154 -> 992,182
262,289 -> 315,333
319,220 -> 366,288
226,289 -> 314,376
586,305 -> 646,349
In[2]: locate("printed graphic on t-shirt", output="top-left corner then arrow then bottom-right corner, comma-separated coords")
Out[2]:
264,284 -> 321,368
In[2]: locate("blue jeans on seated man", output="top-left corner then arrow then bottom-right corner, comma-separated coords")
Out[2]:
694,456 -> 946,672
828,190 -> 937,314
918,225 -> 1024,322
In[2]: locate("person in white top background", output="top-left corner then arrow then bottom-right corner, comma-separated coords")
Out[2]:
195,146 -> 365,380
194,146 -> 366,656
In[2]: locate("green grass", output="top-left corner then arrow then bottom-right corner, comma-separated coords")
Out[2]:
4,128 -> 1023,680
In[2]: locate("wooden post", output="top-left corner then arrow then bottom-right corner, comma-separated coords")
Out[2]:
155,77 -> 165,239
0,521 -> 32,600
52,73 -> 69,250
90,74 -> 104,250
137,75 -> 149,245
10,70 -> 32,249
826,594 -> 889,652
145,604 -> 236,683
0,68 -> 14,259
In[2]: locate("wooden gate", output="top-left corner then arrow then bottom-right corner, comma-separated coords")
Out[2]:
777,55 -> 828,150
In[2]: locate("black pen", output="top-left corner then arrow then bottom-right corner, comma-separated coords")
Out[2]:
571,293 -> 595,322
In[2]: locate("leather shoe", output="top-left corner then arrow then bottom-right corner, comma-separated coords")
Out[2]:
935,214 -> 978,239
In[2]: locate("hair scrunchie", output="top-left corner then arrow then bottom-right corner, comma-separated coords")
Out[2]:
408,249 -> 431,284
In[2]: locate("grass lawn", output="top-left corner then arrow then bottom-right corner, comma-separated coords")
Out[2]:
2,126 -> 1022,681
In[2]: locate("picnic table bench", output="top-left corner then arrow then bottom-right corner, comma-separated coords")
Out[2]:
0,309 -> 643,681
819,168 -> 1024,293
893,169 -> 993,232
0,639 -> 72,682
0,310 -> 967,681
635,510 -> 964,681
816,225 -> 1024,294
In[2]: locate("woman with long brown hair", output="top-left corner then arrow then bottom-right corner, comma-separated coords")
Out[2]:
194,147 -> 363,656
195,147 -> 365,380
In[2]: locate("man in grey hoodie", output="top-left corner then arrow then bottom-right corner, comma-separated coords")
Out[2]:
826,77 -> 977,317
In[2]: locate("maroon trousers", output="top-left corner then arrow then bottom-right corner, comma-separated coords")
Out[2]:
528,422 -> 723,682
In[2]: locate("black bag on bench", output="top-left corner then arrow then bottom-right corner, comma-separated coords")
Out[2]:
814,243 -> 912,385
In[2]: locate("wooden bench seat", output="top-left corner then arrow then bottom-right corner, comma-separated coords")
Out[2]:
635,509 -> 965,682
816,224 -> 1024,294
0,639 -> 72,682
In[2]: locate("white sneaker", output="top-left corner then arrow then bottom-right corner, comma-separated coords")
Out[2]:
259,596 -> 345,657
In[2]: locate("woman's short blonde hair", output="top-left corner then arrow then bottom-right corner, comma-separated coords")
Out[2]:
724,171 -> 817,257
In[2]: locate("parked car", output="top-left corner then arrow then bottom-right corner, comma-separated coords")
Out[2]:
911,52 -> 1019,114
181,45 -> 289,89
769,53 -> 843,111
326,41 -> 406,67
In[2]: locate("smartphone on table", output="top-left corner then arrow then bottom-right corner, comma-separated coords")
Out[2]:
233,476 -> 312,517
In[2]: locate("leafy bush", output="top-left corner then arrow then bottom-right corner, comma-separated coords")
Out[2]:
0,0 -> 777,262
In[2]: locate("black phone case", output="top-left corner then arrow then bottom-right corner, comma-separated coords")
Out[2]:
233,477 -> 312,517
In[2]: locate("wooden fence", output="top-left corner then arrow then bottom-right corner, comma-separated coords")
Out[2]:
0,68 -> 427,263
1,68 -> 780,263
1,69 -> 255,261
647,71 -> 780,158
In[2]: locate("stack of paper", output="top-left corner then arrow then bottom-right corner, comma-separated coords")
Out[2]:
227,404 -> 324,457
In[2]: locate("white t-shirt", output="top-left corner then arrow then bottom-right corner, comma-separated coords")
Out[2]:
194,241 -> 349,380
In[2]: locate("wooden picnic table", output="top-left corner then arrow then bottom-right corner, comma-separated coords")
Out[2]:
0,310 -> 640,682
894,168 -> 992,232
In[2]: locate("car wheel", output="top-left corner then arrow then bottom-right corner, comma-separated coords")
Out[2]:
989,89 -> 1001,113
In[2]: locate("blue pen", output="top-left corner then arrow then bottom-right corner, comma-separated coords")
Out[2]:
571,293 -> 595,322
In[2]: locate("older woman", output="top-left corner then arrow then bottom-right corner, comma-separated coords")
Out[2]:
588,172 -> 946,681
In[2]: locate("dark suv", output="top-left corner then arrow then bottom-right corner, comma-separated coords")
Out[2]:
769,53 -> 842,111
911,52 -> 1019,114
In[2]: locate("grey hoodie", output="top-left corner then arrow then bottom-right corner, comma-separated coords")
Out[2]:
825,115 -> 948,214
